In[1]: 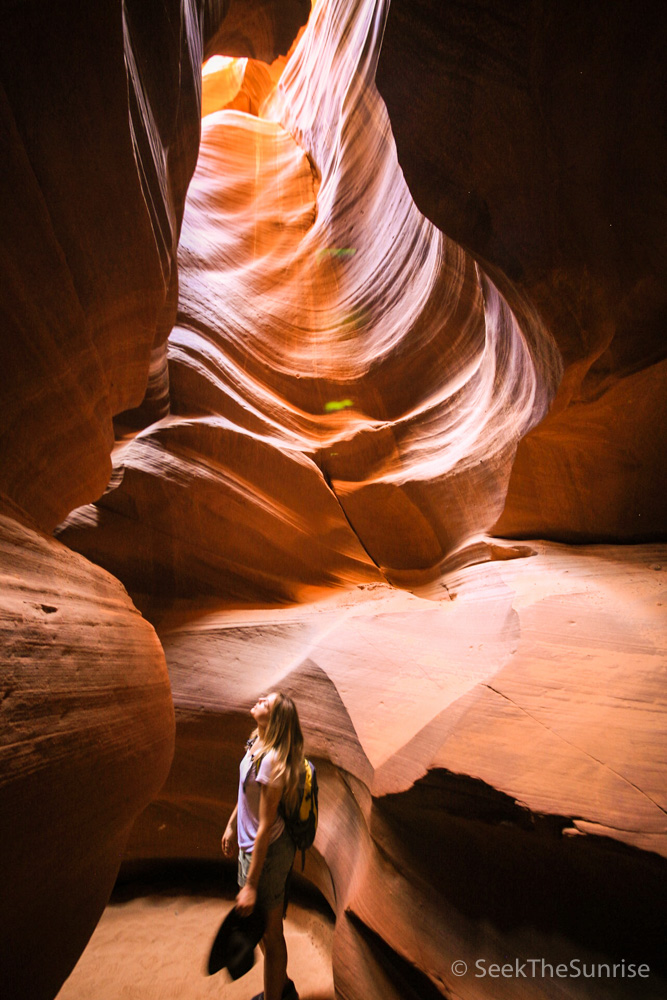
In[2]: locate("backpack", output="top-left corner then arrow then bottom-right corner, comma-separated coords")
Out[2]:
281,757 -> 318,870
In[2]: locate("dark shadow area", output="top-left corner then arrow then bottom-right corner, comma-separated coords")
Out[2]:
114,858 -> 335,921
375,769 -> 667,976
345,911 -> 447,1000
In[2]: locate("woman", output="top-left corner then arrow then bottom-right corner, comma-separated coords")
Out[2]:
222,692 -> 302,1000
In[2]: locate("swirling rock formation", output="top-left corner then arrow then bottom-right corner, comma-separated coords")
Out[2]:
375,0 -> 667,543
2,0 -> 666,998
0,0 -> 310,531
61,0 -> 561,597
0,2 -> 309,998
57,1 -> 667,997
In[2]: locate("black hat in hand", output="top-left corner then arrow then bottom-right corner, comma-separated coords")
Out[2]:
207,905 -> 266,979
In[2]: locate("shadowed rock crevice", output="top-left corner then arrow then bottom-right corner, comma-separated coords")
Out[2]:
340,911 -> 449,1000
373,768 -> 667,979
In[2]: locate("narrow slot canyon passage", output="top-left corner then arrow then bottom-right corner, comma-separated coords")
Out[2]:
1,2 -> 666,1000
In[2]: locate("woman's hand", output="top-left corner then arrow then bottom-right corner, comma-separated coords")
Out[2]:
221,822 -> 237,858
235,882 -> 257,916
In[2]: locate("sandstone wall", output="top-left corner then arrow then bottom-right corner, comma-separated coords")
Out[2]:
2,1 -> 666,998
0,2 -> 309,997
375,0 -> 667,542
125,543 -> 667,998
0,508 -> 174,1000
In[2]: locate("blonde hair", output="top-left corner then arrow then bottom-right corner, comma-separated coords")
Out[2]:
251,692 -> 304,811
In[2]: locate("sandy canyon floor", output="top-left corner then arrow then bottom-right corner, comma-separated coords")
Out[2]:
56,869 -> 335,1000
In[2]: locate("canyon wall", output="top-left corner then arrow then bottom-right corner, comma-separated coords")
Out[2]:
0,2 -> 309,998
1,0 -> 665,998
124,542 -> 667,998
375,0 -> 667,543
0,509 -> 174,1000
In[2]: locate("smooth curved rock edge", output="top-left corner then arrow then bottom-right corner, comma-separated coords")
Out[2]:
60,0 -> 562,602
0,3 -> 310,998
375,0 -> 667,542
126,541 -> 667,998
0,0 -> 310,532
0,511 -> 175,1000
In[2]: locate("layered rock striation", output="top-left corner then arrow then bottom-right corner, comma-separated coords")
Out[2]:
0,510 -> 174,1000
0,0 -> 310,531
128,542 -> 667,998
2,0 -> 666,999
61,0 -> 561,598
0,2 -> 309,998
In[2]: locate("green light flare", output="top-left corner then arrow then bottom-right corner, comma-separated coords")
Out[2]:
324,399 -> 354,412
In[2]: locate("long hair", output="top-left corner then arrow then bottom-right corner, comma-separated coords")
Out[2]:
251,692 -> 304,811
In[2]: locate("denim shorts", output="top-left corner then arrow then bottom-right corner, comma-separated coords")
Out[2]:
238,830 -> 296,913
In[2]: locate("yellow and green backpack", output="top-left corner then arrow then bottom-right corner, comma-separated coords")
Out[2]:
281,758 -> 318,869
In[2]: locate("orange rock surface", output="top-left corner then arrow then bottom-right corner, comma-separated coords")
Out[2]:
1,0 -> 666,998
60,0 -> 562,595
125,542 -> 666,998
0,0 -> 310,531
375,0 -> 667,542
0,510 -> 174,1000
0,2 -> 310,997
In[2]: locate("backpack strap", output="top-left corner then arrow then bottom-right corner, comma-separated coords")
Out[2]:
242,736 -> 261,788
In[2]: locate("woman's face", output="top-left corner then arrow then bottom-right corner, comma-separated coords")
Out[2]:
251,693 -> 276,730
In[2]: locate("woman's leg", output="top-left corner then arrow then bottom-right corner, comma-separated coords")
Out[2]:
261,903 -> 288,1000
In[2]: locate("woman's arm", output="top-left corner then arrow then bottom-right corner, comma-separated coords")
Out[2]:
235,780 -> 283,915
221,803 -> 238,858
